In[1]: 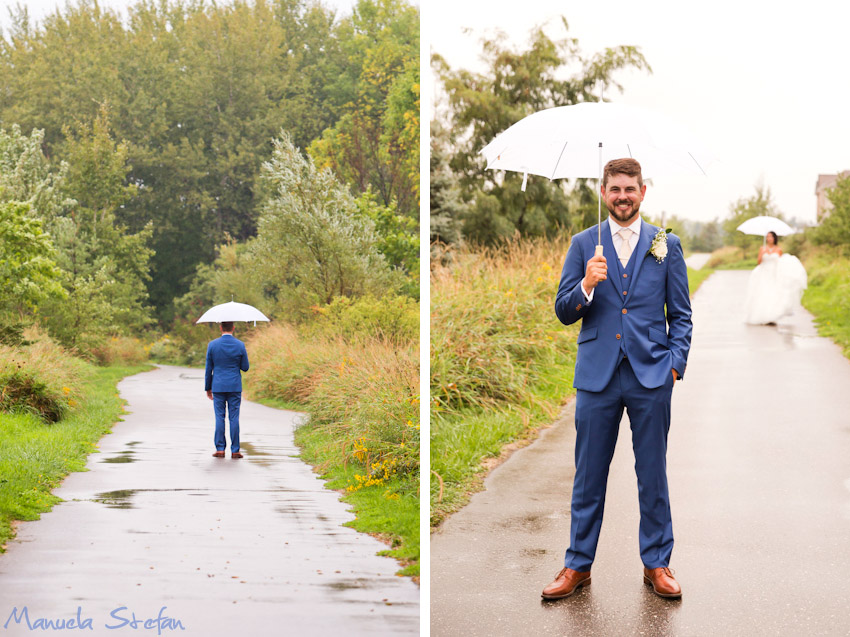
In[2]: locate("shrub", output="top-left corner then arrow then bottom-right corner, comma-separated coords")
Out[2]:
0,329 -> 90,422
88,335 -> 149,366
430,236 -> 579,413
304,294 -> 419,343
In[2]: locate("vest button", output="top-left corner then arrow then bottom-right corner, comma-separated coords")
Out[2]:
616,334 -> 621,340
622,308 -> 628,314
623,273 -> 628,278
623,290 -> 627,296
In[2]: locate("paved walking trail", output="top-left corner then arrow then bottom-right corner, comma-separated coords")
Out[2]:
0,366 -> 419,636
431,271 -> 850,636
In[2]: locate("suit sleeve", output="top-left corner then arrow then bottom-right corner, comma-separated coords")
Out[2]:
204,342 -> 214,391
665,235 -> 693,378
240,343 -> 249,373
555,237 -> 593,326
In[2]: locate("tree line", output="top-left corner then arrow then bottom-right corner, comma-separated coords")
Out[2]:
0,0 -> 419,342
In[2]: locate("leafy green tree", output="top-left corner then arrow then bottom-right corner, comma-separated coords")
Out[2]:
0,201 -> 65,319
429,120 -> 466,247
40,108 -> 154,350
723,185 -> 782,256
309,0 -> 419,218
252,131 -> 390,316
354,190 -> 418,296
811,175 -> 850,253
432,19 -> 649,244
0,125 -> 71,220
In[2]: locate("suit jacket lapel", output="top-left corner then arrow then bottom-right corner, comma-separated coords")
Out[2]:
600,220 -> 624,297
630,222 -> 656,291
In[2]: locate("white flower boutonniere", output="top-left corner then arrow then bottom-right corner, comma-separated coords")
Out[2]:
646,228 -> 672,263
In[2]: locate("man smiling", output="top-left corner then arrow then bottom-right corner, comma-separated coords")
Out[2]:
544,158 -> 692,600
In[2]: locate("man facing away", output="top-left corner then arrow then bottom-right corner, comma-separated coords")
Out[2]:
205,321 -> 250,459
544,158 -> 693,600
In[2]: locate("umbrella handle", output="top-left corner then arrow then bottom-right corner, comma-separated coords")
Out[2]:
595,245 -> 603,258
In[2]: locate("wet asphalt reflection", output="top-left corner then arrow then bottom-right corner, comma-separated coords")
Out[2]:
431,270 -> 850,636
0,365 -> 418,636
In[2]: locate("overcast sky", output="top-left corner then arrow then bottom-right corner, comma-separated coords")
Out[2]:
428,0 -> 850,225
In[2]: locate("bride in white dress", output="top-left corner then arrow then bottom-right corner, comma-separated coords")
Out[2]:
744,231 -> 808,325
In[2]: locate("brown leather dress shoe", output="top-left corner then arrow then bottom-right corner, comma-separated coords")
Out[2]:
231,452 -> 243,459
212,451 -> 225,458
643,567 -> 682,598
541,567 -> 591,600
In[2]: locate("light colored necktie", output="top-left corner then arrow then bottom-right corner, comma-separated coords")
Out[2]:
618,227 -> 633,267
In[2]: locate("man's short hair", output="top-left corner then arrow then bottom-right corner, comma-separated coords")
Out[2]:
602,158 -> 643,188
221,321 -> 235,332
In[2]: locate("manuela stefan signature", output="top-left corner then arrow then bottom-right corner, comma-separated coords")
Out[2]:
4,606 -> 185,633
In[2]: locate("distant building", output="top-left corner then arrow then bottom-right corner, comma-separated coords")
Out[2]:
816,171 -> 850,220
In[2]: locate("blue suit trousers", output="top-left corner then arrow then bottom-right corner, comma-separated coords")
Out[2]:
213,392 -> 241,453
565,357 -> 675,572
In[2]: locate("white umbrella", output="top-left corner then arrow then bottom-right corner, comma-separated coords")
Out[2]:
480,101 -> 714,252
195,301 -> 270,324
736,215 -> 796,237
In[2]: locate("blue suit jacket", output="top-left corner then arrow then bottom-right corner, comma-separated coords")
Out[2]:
555,219 -> 692,392
204,334 -> 250,392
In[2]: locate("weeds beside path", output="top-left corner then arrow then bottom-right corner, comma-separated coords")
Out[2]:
0,364 -> 150,549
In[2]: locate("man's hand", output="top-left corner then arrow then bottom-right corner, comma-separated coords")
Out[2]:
206,390 -> 213,400
672,369 -> 680,381
583,254 -> 608,291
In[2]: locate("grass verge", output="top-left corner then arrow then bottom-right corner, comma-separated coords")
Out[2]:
245,324 -> 419,578
801,250 -> 850,358
0,364 -> 150,549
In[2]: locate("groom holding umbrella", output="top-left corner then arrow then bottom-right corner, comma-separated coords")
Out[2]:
544,158 -> 692,599
196,301 -> 270,459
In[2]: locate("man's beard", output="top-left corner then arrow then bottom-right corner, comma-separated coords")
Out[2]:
607,199 -> 640,224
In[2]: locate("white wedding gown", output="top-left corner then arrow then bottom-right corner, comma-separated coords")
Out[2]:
744,251 -> 808,324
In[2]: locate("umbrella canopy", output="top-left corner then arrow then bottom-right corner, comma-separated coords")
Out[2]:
736,216 -> 796,237
195,301 -> 270,324
481,102 -> 714,184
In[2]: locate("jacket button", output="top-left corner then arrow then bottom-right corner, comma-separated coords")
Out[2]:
622,308 -> 628,314
616,334 -> 621,340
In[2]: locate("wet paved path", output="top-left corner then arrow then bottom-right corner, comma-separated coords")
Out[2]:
431,271 -> 850,636
0,366 -> 418,636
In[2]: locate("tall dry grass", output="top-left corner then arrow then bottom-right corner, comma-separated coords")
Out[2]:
245,324 -> 419,480
430,236 -> 579,414
0,328 -> 92,421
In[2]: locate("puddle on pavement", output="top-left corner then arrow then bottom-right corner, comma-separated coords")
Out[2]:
324,578 -> 374,591
92,488 -> 212,509
240,442 -> 278,467
93,489 -> 138,509
101,451 -> 136,463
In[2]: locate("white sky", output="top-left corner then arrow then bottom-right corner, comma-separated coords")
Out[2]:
427,0 -> 850,225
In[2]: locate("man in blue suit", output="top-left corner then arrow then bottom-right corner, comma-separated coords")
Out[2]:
543,158 -> 692,600
205,321 -> 250,459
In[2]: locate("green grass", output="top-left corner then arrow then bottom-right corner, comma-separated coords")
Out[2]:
0,364 -> 150,549
801,252 -> 850,358
431,360 -> 573,527
292,420 -> 420,577
687,266 -> 715,295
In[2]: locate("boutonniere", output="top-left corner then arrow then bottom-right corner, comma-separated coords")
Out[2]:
646,228 -> 672,263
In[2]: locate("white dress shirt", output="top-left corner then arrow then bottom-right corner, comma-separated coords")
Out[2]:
581,216 -> 642,302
